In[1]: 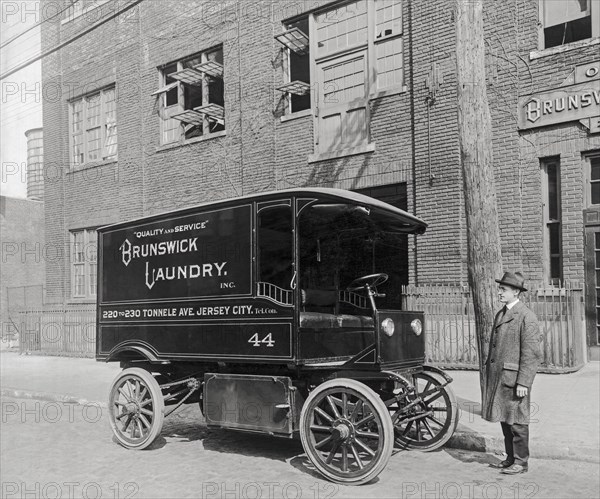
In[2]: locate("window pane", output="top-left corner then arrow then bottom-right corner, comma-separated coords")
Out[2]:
72,133 -> 83,165
544,16 -> 591,48
323,56 -> 365,104
87,230 -> 97,263
163,117 -> 180,143
547,163 -> 559,220
376,37 -> 402,88
73,232 -> 84,263
550,256 -> 561,280
596,232 -> 600,250
207,47 -> 223,65
590,158 -> 600,180
591,158 -> 600,204
105,123 -> 117,158
184,84 -> 203,110
592,182 -> 600,205
86,93 -> 101,128
548,222 -> 561,254
543,0 -> 589,27
164,64 -> 179,107
86,127 -> 102,161
74,265 -> 85,296
104,89 -> 116,124
376,0 -> 402,39
316,0 -> 367,57
72,100 -> 83,133
89,263 -> 97,296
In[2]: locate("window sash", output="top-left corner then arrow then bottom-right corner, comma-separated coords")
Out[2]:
159,47 -> 224,144
71,229 -> 97,299
589,156 -> 600,206
541,159 -> 562,284
70,87 -> 117,167
315,0 -> 369,58
543,0 -> 590,28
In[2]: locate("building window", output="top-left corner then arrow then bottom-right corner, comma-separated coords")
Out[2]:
278,0 -> 403,157
155,46 -> 224,144
278,16 -> 311,113
70,229 -> 97,299
69,87 -> 117,167
587,154 -> 600,207
541,158 -> 562,285
540,0 -> 599,49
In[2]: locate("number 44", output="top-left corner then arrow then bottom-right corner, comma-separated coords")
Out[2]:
248,333 -> 275,347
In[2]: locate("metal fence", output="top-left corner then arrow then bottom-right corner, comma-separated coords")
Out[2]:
402,283 -> 586,372
12,283 -> 586,368
17,306 -> 96,357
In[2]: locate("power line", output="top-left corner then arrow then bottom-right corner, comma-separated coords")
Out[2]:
0,0 -> 77,50
0,0 -> 145,81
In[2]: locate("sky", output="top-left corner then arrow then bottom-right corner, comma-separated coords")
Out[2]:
1,0 -> 43,199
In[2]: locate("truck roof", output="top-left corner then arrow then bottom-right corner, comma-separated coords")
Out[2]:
98,187 -> 427,234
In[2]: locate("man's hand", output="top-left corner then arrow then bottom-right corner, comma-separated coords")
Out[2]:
516,384 -> 528,398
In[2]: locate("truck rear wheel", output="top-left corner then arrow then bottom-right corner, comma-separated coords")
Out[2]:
108,367 -> 165,450
391,371 -> 459,451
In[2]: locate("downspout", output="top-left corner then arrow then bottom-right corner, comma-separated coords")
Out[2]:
408,0 -> 418,286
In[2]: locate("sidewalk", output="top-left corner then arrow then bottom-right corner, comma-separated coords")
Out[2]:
1,351 -> 598,463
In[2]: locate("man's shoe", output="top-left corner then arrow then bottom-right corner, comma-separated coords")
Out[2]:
489,459 -> 514,469
500,464 -> 528,475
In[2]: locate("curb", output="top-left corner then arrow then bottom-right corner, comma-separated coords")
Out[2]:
1,388 -> 107,409
446,428 -> 600,464
2,388 -> 598,464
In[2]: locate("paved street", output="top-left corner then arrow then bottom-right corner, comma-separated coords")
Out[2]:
1,396 -> 598,499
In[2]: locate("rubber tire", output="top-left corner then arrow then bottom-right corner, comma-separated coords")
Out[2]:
394,371 -> 459,451
108,367 -> 165,450
300,378 -> 394,485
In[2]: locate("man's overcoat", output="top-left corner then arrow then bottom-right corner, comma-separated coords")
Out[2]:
482,301 -> 542,424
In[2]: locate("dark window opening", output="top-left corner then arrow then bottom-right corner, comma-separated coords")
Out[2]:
164,63 -> 178,107
299,184 -> 408,313
355,184 -> 408,307
544,16 -> 592,48
286,17 -> 311,113
258,205 -> 294,290
591,157 -> 600,205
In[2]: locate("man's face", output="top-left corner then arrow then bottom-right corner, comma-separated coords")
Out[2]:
498,284 -> 520,304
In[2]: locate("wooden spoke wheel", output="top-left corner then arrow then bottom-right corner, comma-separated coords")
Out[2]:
108,368 -> 165,450
300,379 -> 394,485
390,371 -> 459,451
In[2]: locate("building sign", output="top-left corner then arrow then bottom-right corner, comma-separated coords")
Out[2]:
518,61 -> 600,132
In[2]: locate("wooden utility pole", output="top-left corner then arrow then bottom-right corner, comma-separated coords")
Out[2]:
456,0 -> 503,396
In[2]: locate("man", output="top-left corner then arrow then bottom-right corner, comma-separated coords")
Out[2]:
482,272 -> 542,475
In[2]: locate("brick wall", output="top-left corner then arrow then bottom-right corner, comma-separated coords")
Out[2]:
40,0 -> 597,305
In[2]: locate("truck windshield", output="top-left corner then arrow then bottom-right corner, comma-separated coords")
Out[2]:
298,202 -> 408,310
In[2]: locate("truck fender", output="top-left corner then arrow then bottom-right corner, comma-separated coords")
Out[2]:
422,365 -> 453,384
106,342 -> 160,363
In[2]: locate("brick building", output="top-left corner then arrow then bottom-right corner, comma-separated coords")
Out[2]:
40,0 -> 599,359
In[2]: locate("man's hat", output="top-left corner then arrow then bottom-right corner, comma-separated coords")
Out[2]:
495,271 -> 527,291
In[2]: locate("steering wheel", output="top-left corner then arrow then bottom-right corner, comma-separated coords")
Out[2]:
347,273 -> 389,291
